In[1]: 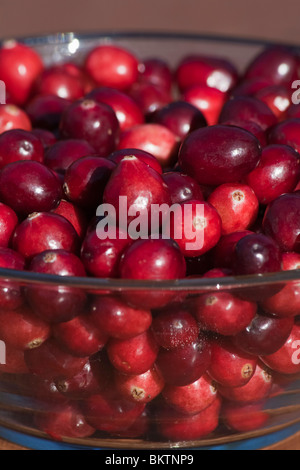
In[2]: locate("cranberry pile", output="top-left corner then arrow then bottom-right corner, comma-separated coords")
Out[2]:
0,38 -> 300,445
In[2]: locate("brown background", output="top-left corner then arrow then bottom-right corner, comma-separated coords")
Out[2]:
1,0 -> 300,44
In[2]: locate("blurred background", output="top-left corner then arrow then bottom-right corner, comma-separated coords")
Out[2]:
1,0 -> 300,44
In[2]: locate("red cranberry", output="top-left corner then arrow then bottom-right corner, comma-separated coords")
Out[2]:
176,55 -> 238,93
222,119 -> 267,147
26,94 -> 71,131
153,101 -> 207,140
192,292 -> 257,337
51,199 -> 88,240
246,145 -> 300,205
0,129 -> 44,169
59,99 -> 119,157
0,247 -> 25,310
86,87 -> 144,131
90,295 -> 152,340
268,118 -> 300,153
23,375 -> 68,405
139,58 -> 173,92
254,85 -> 291,119
107,330 -> 159,375
128,81 -> 172,117
114,366 -> 164,404
63,156 -> 116,208
34,67 -> 85,101
183,85 -> 228,126
158,395 -> 221,441
208,183 -> 259,235
261,324 -> 300,375
0,203 -> 18,248
231,78 -> 274,98
208,339 -> 257,388
0,40 -> 43,106
108,148 -> 162,174
117,123 -> 179,168
44,138 -> 96,174
162,373 -> 217,416
217,363 -> 273,403
13,212 -> 79,260
219,96 -> 277,131
0,161 -> 62,215
0,344 -> 28,374
113,409 -> 149,439
179,125 -> 261,186
163,172 -> 203,204
212,230 -> 254,269
0,104 -> 31,134
151,306 -> 199,349
223,401 -> 269,433
286,104 -> 300,120
262,193 -> 300,252
35,403 -> 95,440
31,128 -> 57,149
233,312 -> 294,356
156,334 -> 211,386
85,44 -> 139,91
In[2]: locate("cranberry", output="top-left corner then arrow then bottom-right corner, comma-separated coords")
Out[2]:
44,138 -> 96,174
222,119 -> 267,147
113,409 -> 149,439
153,101 -> 207,140
0,203 -> 18,248
219,96 -> 277,131
128,81 -> 171,117
156,334 -> 211,386
162,172 -> 203,204
268,118 -> 300,153
26,94 -> 71,131
35,403 -> 95,440
117,123 -> 179,168
108,148 -> 162,174
24,375 -> 67,405
86,87 -> 144,131
0,40 -> 43,106
0,247 -> 25,310
261,323 -> 300,375
51,199 -> 88,240
262,193 -> 300,252
151,306 -> 199,349
254,85 -> 291,119
0,129 -> 44,169
233,312 -> 294,356
90,295 -> 152,340
139,58 -> 173,92
212,230 -> 253,269
158,395 -> 221,441
286,104 -> 300,120
176,55 -> 238,93
59,99 -> 119,156
183,85 -> 228,126
246,145 -> 300,205
114,366 -> 164,404
231,78 -> 274,98
107,330 -> 159,375
84,44 -> 139,91
208,183 -> 259,235
34,67 -> 85,101
0,104 -> 31,134
0,344 -> 28,374
31,128 -> 57,149
0,161 -> 62,215
179,125 -> 261,186
223,401 -> 269,433
208,339 -> 257,388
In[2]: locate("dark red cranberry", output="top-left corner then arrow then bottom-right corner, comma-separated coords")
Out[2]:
223,401 -> 269,433
221,119 -> 267,146
261,324 -> 300,375
117,123 -> 179,168
0,40 -> 43,106
0,344 -> 28,374
0,129 -> 44,169
113,409 -> 149,439
179,125 -> 261,186
286,104 -> 300,120
86,87 -> 144,131
51,199 -> 88,240
128,81 -> 172,117
90,295 -> 152,340
59,99 -> 119,157
139,58 -> 173,92
268,118 -> 300,153
231,78 -> 274,98
31,128 -> 57,149
85,44 -> 139,91
162,172 -> 203,204
156,334 -> 211,386
0,203 -> 18,248
44,138 -> 96,174
114,366 -> 164,404
212,230 -> 254,269
22,375 -> 68,405
0,160 -> 62,215
207,339 -> 257,388
0,104 -> 32,134
262,193 -> 300,252
254,85 -> 291,119
26,95 -> 71,131
246,145 -> 300,205
108,148 -> 162,174
151,306 -> 199,349
183,85 -> 228,126
0,247 -> 25,310
153,101 -> 207,140
107,330 -> 159,375
219,96 -> 277,131
13,212 -> 79,260
34,67 -> 85,101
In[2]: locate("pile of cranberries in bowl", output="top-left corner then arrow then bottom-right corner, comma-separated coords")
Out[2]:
0,36 -> 300,447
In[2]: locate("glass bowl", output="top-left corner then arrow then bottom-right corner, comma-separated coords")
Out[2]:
0,32 -> 300,451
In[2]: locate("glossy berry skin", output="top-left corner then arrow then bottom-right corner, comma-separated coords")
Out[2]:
219,96 -> 277,131
246,145 -> 300,205
0,203 -> 18,248
86,87 -> 144,131
212,230 -> 253,269
114,366 -> 165,404
208,183 -> 259,235
261,324 -> 300,375
163,172 -> 203,204
90,295 -> 152,340
223,401 -> 269,433
192,291 -> 257,337
129,81 -> 172,117
85,44 -> 139,91
183,85 -> 228,126
107,330 -> 159,376
13,212 -> 79,261
268,119 -> 300,153
254,85 -> 291,119
156,334 -> 211,386
233,312 -> 294,356
231,77 -> 274,98
262,193 -> 300,252
0,129 -> 44,169
34,67 -> 85,101
108,148 -> 162,174
59,99 -> 119,157
117,123 -> 179,168
51,199 -> 88,240
0,247 -> 25,310
222,119 -> 267,147
139,58 -> 172,90
0,161 -> 62,216
0,104 -> 32,134
31,128 -> 57,149
179,125 -> 261,186
162,373 -> 217,416
151,306 -> 199,349
0,40 -> 44,106
207,339 -> 257,388
26,94 -> 71,131
44,139 -> 96,174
